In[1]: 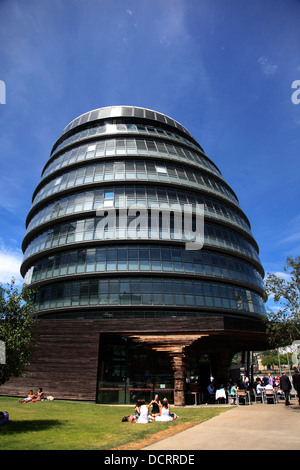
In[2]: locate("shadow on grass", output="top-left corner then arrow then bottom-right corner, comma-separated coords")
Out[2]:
0,419 -> 62,434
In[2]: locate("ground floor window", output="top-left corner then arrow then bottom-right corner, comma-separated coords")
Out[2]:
97,333 -> 174,404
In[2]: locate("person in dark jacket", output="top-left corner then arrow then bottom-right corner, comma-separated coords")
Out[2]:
280,372 -> 292,406
292,368 -> 300,405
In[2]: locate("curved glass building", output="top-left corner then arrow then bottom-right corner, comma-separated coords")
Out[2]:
17,106 -> 267,404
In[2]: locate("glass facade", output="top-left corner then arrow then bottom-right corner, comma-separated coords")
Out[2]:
33,278 -> 264,314
32,158 -> 237,207
26,186 -> 251,235
24,247 -> 264,289
45,130 -> 221,178
21,106 -> 266,321
97,334 -> 174,404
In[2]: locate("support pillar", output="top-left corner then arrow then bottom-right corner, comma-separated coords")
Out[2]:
128,333 -> 207,406
170,352 -> 186,406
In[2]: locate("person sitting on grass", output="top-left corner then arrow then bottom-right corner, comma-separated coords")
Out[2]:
136,399 -> 151,423
32,388 -> 45,402
149,394 -> 162,418
155,398 -> 176,422
134,399 -> 142,420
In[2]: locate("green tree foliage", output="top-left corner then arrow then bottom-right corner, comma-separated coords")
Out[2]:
265,256 -> 300,347
0,278 -> 36,385
260,349 -> 292,368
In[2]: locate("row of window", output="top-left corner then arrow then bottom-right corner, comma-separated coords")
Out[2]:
51,123 -> 211,172
34,277 -> 266,314
33,160 -> 237,209
24,246 -> 264,289
45,136 -> 220,185
27,187 -> 251,236
39,309 -> 254,320
23,218 -> 260,264
60,106 -> 194,141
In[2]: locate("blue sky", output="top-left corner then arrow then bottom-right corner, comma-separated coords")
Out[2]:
0,0 -> 299,310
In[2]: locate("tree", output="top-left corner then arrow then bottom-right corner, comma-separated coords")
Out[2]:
265,256 -> 300,348
260,349 -> 292,368
0,278 -> 36,385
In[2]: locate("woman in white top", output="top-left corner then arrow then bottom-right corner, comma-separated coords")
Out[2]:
256,380 -> 264,395
155,398 -> 174,422
137,399 -> 150,423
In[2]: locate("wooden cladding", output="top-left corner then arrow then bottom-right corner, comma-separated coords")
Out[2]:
0,316 -> 267,401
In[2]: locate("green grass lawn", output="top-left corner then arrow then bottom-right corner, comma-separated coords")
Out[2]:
0,396 -> 231,450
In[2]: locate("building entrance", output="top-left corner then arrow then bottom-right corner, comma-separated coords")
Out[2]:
185,355 -> 212,402
97,333 -> 174,404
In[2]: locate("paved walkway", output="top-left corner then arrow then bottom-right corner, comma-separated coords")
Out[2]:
143,401 -> 300,450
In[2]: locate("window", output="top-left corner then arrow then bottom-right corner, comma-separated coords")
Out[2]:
155,164 -> 167,173
104,191 -> 114,207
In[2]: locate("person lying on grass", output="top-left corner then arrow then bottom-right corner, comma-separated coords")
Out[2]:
18,390 -> 36,403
